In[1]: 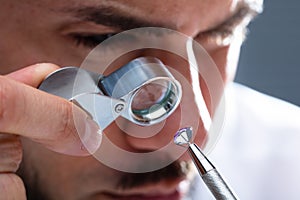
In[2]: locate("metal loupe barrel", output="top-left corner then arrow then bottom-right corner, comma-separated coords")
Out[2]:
100,57 -> 182,125
39,57 -> 182,130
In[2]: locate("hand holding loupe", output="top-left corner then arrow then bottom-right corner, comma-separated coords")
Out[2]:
39,57 -> 182,130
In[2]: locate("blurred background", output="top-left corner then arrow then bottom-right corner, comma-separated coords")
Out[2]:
235,0 -> 300,106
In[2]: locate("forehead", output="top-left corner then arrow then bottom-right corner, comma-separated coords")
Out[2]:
18,0 -> 240,34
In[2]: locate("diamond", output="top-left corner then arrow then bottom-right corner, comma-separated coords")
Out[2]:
174,127 -> 193,147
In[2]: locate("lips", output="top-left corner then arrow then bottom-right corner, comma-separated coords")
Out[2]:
104,190 -> 181,200
90,161 -> 193,200
100,177 -> 188,200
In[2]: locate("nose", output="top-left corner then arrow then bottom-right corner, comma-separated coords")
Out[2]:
123,109 -> 183,151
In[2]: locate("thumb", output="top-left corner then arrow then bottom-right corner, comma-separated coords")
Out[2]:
4,63 -> 102,156
6,63 -> 60,88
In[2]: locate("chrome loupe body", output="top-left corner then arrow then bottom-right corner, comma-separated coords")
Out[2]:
39,57 -> 182,130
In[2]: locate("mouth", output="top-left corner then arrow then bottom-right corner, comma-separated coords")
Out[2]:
103,190 -> 181,200
101,177 -> 189,200
90,161 -> 193,200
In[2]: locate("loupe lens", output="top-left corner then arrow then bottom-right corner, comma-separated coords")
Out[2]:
130,79 -> 179,122
131,80 -> 169,110
99,57 -> 182,125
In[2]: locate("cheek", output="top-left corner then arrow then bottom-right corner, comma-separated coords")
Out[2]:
191,46 -> 230,117
20,138 -> 117,199
199,45 -> 241,115
209,46 -> 230,83
20,138 -> 78,196
209,44 -> 241,84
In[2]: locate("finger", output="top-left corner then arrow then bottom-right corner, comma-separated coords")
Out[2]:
0,174 -> 26,200
0,76 -> 101,156
5,63 -> 60,88
0,134 -> 22,173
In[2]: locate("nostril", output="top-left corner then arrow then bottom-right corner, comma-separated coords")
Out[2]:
123,122 -> 180,152
125,136 -> 173,152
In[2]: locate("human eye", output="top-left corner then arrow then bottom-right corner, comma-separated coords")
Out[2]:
70,33 -> 116,48
69,31 -> 140,51
196,5 -> 258,49
196,23 -> 248,48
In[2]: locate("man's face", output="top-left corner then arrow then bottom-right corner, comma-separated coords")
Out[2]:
0,0 -> 260,199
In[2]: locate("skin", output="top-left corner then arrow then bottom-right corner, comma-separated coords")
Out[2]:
0,0 -> 262,199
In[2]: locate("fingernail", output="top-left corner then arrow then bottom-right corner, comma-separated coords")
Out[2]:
72,104 -> 102,155
80,117 -> 102,154
34,63 -> 60,85
34,63 -> 60,76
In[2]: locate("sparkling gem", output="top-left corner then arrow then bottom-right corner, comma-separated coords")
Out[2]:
174,127 -> 193,147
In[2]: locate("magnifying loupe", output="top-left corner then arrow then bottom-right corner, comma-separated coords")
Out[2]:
39,57 -> 182,130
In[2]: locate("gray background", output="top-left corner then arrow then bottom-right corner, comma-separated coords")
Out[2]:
235,0 -> 300,106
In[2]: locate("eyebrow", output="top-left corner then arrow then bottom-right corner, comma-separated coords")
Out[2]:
62,1 -> 262,34
63,5 -> 177,30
